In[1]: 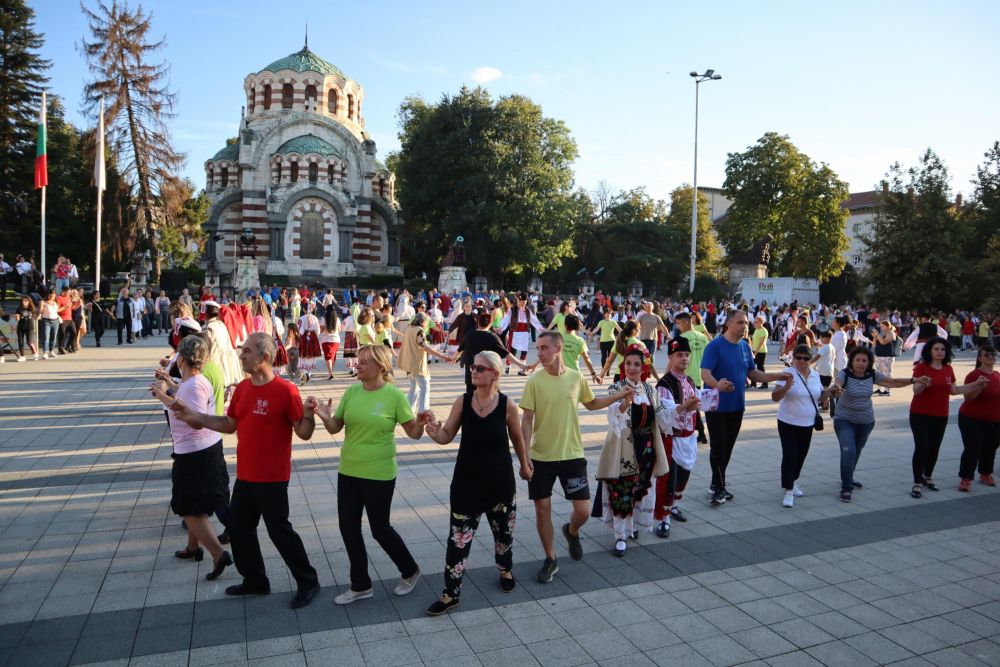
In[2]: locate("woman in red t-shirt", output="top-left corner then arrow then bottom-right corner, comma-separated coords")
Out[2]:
909,337 -> 989,498
957,345 -> 1000,491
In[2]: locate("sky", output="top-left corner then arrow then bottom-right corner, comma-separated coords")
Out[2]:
33,0 -> 1000,203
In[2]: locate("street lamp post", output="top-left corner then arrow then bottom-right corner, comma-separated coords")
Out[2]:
688,69 -> 721,294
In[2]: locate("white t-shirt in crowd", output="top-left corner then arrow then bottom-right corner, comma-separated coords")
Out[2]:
831,330 -> 848,373
774,370 -> 823,428
813,343 -> 834,377
168,375 -> 219,454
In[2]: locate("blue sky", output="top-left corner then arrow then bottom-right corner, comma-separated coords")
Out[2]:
34,0 -> 1000,202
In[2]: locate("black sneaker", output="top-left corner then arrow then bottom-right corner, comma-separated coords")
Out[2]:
562,523 -> 583,561
710,489 -> 727,506
499,574 -> 516,592
852,481 -> 863,489
536,558 -> 559,583
225,581 -> 271,597
291,584 -> 321,609
427,597 -> 460,616
722,489 -> 734,502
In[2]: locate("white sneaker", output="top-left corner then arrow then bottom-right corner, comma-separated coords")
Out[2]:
792,484 -> 804,498
782,491 -> 794,508
17,357 -> 26,363
42,353 -> 48,359
393,570 -> 421,596
333,588 -> 373,605
33,354 -> 39,361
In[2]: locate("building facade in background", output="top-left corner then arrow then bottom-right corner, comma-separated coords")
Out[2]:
202,44 -> 402,281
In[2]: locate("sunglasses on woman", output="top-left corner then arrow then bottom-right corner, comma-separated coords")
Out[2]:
470,364 -> 494,373
793,355 -> 812,361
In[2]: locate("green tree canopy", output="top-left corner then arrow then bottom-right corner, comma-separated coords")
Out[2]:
664,185 -> 725,281
965,141 -> 1000,309
720,132 -> 849,281
393,86 -> 579,286
0,0 -> 50,252
862,149 -> 969,310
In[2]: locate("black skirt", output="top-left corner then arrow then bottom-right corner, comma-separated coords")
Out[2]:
171,440 -> 230,517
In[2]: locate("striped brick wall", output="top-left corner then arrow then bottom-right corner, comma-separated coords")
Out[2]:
246,75 -> 364,124
351,204 -> 384,264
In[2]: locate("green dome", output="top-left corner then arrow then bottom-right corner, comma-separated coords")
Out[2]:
211,143 -> 239,162
261,47 -> 346,79
275,134 -> 344,158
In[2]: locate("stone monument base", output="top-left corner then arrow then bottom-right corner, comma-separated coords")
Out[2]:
438,266 -> 468,295
233,258 -> 261,295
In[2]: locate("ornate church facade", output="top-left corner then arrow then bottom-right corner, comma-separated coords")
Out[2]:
203,43 -> 402,281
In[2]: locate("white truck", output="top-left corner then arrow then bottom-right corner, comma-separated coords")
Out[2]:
738,277 -> 819,307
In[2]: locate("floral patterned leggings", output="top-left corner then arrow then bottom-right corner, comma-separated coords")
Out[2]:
443,500 -> 515,599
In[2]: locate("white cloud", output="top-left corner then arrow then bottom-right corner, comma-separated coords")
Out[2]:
470,66 -> 503,84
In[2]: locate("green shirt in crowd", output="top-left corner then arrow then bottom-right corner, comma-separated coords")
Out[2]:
519,368 -> 595,462
561,332 -> 587,370
335,383 -> 415,480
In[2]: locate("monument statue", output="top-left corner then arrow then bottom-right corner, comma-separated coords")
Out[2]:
438,235 -> 469,294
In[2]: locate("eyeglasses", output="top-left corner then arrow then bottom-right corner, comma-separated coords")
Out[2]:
470,364 -> 494,373
794,356 -> 812,361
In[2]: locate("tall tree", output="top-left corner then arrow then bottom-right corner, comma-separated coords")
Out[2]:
157,176 -> 207,269
0,0 -> 50,251
665,184 -> 725,281
720,132 -> 849,281
80,0 -> 184,282
394,86 -> 579,286
862,149 -> 968,309
965,141 -> 1000,309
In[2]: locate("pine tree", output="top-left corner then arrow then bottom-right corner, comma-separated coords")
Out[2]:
80,0 -> 184,282
0,0 -> 50,250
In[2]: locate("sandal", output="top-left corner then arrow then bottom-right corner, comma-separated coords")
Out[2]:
923,479 -> 939,491
910,485 -> 922,499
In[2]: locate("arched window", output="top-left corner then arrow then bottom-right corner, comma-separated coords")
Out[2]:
207,167 -> 214,188
327,89 -> 338,114
249,87 -> 255,114
272,161 -> 281,184
327,164 -> 335,184
308,162 -> 318,184
289,162 -> 299,183
299,212 -> 324,260
281,84 -> 294,109
304,85 -> 317,108
347,94 -> 355,120
220,166 -> 229,188
262,84 -> 272,110
378,176 -> 387,198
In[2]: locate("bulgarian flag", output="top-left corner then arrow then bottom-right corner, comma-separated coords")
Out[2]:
34,92 -> 47,189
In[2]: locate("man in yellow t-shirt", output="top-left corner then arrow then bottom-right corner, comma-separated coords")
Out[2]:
749,315 -> 771,390
520,331 -> 630,583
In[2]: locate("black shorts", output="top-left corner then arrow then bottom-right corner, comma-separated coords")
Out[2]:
528,458 -> 590,501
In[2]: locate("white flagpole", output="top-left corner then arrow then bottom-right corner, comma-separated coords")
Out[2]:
40,92 -> 46,290
95,97 -> 106,293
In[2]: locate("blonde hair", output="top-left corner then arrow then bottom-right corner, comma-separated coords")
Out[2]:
474,351 -> 503,392
358,344 -> 394,382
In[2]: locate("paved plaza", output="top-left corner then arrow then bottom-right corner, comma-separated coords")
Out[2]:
0,337 -> 998,667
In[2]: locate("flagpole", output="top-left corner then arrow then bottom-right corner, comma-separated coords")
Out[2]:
95,97 -> 106,294
38,92 -> 47,290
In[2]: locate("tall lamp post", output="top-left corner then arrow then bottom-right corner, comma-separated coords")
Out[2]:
688,69 -> 722,294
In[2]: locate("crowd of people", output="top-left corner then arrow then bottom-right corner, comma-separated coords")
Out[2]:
125,282 -> 998,618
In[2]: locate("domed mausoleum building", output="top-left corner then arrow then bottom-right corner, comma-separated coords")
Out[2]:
203,43 -> 401,281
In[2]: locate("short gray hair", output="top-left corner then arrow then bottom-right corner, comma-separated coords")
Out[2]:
177,335 -> 209,370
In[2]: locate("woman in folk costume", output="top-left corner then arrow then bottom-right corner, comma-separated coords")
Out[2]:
297,301 -> 322,384
595,344 -> 671,557
202,302 -> 244,390
652,336 -> 703,539
393,291 -> 415,347
497,292 -> 544,375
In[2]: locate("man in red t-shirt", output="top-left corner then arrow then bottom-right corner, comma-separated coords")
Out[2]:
172,332 -> 321,609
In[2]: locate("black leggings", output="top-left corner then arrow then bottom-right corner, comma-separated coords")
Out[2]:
958,413 -> 1000,479
910,412 -> 949,484
338,473 -> 418,591
705,410 -> 744,489
600,341 -> 613,367
777,420 -> 814,489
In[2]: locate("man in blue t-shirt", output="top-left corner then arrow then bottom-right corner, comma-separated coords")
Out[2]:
701,309 -> 791,506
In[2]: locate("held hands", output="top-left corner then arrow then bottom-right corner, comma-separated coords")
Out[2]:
425,419 -> 443,437
618,389 -> 635,413
680,395 -> 701,412
717,379 -> 735,393
307,397 -> 334,421
519,460 -> 534,481
914,376 -> 933,387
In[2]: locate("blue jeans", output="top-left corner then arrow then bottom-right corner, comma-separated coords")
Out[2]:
40,318 -> 58,353
834,418 -> 875,492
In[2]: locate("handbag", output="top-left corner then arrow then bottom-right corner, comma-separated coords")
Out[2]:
796,370 -> 824,431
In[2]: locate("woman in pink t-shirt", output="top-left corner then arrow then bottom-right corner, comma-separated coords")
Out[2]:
152,335 -> 233,580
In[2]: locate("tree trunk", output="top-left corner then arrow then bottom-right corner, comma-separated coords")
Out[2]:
121,56 -> 160,283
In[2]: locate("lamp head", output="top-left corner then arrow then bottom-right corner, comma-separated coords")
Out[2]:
704,69 -> 715,77
712,74 -> 722,80
689,71 -> 698,77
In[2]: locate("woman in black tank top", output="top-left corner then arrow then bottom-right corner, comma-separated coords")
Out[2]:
421,351 -> 531,616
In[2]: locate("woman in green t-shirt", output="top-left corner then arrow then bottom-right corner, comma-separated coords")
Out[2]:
588,307 -> 621,368
313,344 -> 426,605
599,320 -> 658,383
